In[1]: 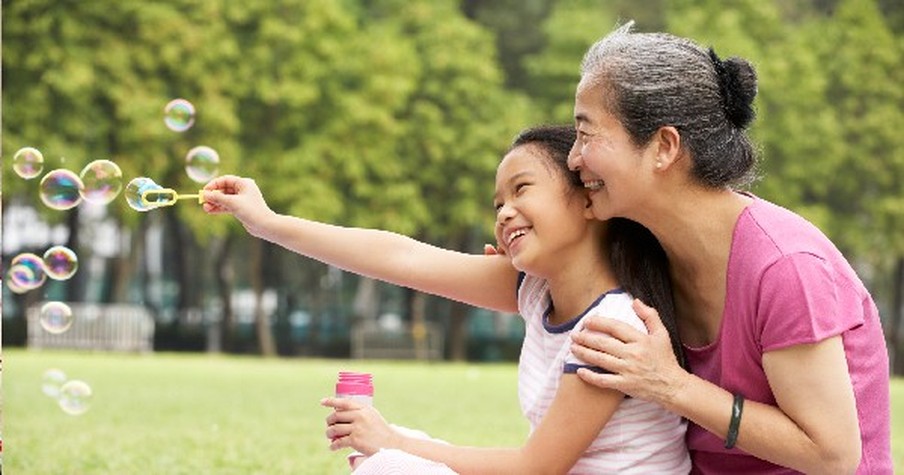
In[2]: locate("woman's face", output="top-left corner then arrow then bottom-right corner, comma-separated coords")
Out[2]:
568,77 -> 657,221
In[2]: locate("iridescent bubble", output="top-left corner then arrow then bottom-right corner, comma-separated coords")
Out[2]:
79,159 -> 123,204
13,147 -> 44,179
164,98 -> 196,132
124,177 -> 167,212
10,253 -> 47,290
185,145 -> 220,183
43,245 -> 79,280
42,368 -> 68,398
7,264 -> 34,294
40,169 -> 84,210
40,301 -> 74,334
58,380 -> 92,415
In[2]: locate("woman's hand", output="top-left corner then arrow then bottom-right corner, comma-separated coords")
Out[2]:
321,398 -> 404,456
202,175 -> 276,238
570,299 -> 688,406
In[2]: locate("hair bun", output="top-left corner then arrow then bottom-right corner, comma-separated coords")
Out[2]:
708,48 -> 757,129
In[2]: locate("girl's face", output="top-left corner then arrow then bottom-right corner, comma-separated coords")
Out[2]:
568,77 -> 657,221
493,145 -> 595,276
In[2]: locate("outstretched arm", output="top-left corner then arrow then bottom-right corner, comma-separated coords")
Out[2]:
323,375 -> 622,474
202,175 -> 519,313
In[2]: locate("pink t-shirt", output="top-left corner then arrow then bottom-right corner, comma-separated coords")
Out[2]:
685,197 -> 891,474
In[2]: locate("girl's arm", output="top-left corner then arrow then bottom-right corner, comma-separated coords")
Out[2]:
323,376 -> 622,474
202,175 -> 519,313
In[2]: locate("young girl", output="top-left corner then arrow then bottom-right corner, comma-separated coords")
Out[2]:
202,125 -> 690,473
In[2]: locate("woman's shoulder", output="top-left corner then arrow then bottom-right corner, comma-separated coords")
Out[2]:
736,196 -> 839,260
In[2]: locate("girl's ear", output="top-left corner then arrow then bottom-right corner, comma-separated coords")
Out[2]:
652,126 -> 682,171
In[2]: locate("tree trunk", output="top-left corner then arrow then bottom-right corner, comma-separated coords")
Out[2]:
447,301 -> 470,361
251,238 -> 277,357
110,219 -> 141,303
352,277 -> 380,322
215,234 -> 236,353
64,206 -> 83,302
889,257 -> 904,375
410,291 -> 429,360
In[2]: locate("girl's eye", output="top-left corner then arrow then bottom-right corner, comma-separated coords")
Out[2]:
515,183 -> 528,193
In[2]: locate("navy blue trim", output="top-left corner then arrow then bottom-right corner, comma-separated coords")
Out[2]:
543,288 -> 625,334
564,364 -> 611,374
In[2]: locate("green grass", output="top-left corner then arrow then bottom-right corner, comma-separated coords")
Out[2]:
3,349 -> 902,473
2,350 -> 526,474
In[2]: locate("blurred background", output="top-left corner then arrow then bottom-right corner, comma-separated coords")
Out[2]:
3,0 -> 903,367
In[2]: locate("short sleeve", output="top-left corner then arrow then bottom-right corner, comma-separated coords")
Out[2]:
758,252 -> 864,352
564,294 -> 645,374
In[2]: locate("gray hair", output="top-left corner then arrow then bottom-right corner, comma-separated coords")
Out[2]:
581,22 -> 759,188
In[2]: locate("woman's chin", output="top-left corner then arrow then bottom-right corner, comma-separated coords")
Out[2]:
589,199 -> 614,222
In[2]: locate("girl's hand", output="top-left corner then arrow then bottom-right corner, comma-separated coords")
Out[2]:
201,175 -> 276,238
570,299 -> 688,406
321,398 -> 403,456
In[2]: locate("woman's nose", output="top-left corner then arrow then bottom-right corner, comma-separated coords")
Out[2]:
567,145 -> 582,171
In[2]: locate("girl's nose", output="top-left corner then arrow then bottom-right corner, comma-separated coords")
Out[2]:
496,202 -> 515,225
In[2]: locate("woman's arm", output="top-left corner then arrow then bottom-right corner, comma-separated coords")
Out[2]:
571,300 -> 861,474
323,376 -> 622,474
203,175 -> 519,313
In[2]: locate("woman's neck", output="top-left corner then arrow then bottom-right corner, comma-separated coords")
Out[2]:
637,187 -> 751,340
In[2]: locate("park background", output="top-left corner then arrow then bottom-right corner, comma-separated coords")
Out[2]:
2,0 -> 903,473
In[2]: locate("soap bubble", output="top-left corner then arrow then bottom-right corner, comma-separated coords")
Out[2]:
58,380 -> 92,415
79,160 -> 123,204
164,98 -> 195,132
42,368 -> 68,398
125,177 -> 164,212
13,147 -> 44,179
7,264 -> 35,294
43,245 -> 79,280
185,146 -> 220,183
40,169 -> 84,210
10,253 -> 47,291
39,301 -> 74,334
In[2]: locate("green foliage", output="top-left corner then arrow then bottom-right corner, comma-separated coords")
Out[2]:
666,0 -> 904,272
523,0 -> 617,122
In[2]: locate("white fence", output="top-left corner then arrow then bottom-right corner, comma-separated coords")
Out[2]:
27,303 -> 155,352
351,322 -> 443,360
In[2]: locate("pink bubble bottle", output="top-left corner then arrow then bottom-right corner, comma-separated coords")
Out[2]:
335,371 -> 374,405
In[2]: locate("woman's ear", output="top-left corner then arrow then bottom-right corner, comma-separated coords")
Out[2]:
652,126 -> 682,171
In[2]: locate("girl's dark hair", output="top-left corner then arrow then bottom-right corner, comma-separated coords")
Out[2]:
510,124 -> 685,368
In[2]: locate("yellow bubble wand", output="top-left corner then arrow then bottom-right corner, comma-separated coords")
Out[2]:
140,188 -> 205,208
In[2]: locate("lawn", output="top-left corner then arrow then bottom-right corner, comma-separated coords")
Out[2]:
3,349 -> 902,474
2,350 -> 526,474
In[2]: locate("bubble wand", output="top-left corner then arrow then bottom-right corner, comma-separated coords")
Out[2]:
125,177 -> 205,212
139,188 -> 205,208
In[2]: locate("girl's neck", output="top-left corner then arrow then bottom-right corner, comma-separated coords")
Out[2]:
543,249 -> 617,326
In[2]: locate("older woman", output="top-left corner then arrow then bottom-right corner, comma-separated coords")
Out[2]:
567,22 -> 891,474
